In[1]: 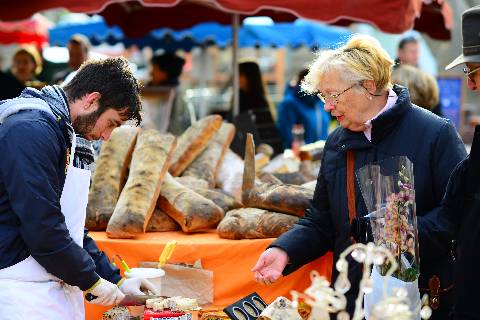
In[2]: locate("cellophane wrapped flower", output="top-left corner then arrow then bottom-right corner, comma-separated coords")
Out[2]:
357,157 -> 419,282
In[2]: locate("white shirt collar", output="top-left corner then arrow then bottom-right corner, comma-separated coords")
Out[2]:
363,88 -> 398,142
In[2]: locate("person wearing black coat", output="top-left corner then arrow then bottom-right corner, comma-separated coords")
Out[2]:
252,34 -> 466,319
443,5 -> 480,319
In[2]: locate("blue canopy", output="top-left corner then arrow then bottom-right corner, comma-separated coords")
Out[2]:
49,16 -> 351,51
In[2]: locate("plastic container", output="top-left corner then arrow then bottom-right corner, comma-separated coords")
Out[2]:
125,267 -> 165,295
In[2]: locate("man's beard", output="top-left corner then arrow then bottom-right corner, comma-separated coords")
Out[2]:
72,109 -> 101,138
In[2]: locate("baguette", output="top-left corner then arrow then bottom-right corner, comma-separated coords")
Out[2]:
106,131 -> 176,238
242,134 -> 313,217
157,173 -> 224,232
169,115 -> 223,176
146,208 -> 180,232
182,123 -> 235,188
217,208 -> 299,239
85,126 -> 139,230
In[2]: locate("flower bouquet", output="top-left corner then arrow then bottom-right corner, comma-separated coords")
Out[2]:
356,156 -> 420,319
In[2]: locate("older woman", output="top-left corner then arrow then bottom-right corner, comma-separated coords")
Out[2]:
252,35 -> 466,319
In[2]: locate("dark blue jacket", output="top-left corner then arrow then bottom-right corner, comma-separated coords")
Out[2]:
276,84 -> 330,150
0,94 -> 121,291
442,125 -> 480,319
272,85 -> 466,316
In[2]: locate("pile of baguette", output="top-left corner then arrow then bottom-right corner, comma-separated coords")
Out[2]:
85,115 -> 316,240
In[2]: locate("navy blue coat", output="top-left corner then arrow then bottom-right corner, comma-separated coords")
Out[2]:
0,102 -> 121,290
272,85 -> 466,317
442,125 -> 480,319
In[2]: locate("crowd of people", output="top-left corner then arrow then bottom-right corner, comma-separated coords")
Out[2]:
0,5 -> 479,320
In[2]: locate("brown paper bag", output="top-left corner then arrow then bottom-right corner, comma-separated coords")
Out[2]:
139,260 -> 213,305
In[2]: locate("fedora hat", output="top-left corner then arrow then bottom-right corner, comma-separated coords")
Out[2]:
446,6 -> 480,70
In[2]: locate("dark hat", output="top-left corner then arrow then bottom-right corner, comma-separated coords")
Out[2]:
446,6 -> 480,70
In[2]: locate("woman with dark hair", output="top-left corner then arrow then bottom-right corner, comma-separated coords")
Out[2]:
230,59 -> 282,156
238,60 -> 271,112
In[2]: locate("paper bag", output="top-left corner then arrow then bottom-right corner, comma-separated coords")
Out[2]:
139,260 -> 213,305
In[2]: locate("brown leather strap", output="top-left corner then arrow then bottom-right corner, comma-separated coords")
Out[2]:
419,275 -> 454,310
346,150 -> 356,223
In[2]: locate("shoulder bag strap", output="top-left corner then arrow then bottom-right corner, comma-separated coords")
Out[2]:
346,150 -> 356,223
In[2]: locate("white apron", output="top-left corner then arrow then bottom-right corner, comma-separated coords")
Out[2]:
0,133 -> 91,320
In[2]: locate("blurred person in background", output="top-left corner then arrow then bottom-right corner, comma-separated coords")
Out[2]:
229,59 -> 282,156
0,46 -> 41,101
149,52 -> 185,87
144,52 -> 189,135
276,68 -> 330,150
392,64 -> 443,116
395,36 -> 419,67
252,34 -> 466,319
443,5 -> 480,320
11,45 -> 42,86
53,34 -> 90,84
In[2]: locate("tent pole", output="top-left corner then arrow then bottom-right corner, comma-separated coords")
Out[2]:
232,13 -> 240,117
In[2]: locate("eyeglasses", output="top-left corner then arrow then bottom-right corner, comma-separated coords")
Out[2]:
463,65 -> 480,84
317,84 -> 356,106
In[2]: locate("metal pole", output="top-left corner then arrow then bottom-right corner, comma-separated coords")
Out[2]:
232,13 -> 240,117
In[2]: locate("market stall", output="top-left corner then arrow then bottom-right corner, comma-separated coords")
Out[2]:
86,231 -> 333,319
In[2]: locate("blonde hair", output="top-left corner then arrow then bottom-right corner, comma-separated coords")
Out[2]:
392,64 -> 439,110
302,34 -> 394,94
13,45 -> 42,75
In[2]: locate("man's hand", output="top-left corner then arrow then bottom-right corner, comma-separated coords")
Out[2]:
86,278 -> 125,306
251,247 -> 289,285
119,278 -> 160,295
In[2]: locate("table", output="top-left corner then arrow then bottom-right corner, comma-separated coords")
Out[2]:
86,231 -> 332,320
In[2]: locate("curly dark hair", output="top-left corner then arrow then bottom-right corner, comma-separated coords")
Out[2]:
63,57 -> 142,126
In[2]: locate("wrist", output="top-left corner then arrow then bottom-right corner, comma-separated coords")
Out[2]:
86,278 -> 102,292
117,278 -> 126,287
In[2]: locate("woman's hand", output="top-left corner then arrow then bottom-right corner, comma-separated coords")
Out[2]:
251,247 -> 289,285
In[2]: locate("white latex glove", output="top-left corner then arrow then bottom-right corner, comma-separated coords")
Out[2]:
251,247 -> 289,285
119,278 -> 160,296
86,278 -> 125,306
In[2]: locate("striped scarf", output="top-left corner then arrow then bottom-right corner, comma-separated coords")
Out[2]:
19,86 -> 95,170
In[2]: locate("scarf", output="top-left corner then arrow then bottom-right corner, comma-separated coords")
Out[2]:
0,85 -> 95,170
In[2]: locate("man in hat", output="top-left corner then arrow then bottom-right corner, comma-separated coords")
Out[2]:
444,5 -> 480,320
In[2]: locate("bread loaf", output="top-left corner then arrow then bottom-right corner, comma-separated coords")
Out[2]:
190,187 -> 243,213
106,131 -> 176,238
146,208 -> 180,232
182,123 -> 235,188
86,126 -> 140,230
174,176 -> 209,189
242,134 -> 313,217
217,208 -> 299,240
169,115 -> 223,176
157,173 -> 224,232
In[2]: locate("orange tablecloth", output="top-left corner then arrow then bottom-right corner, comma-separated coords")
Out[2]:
86,231 -> 332,320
